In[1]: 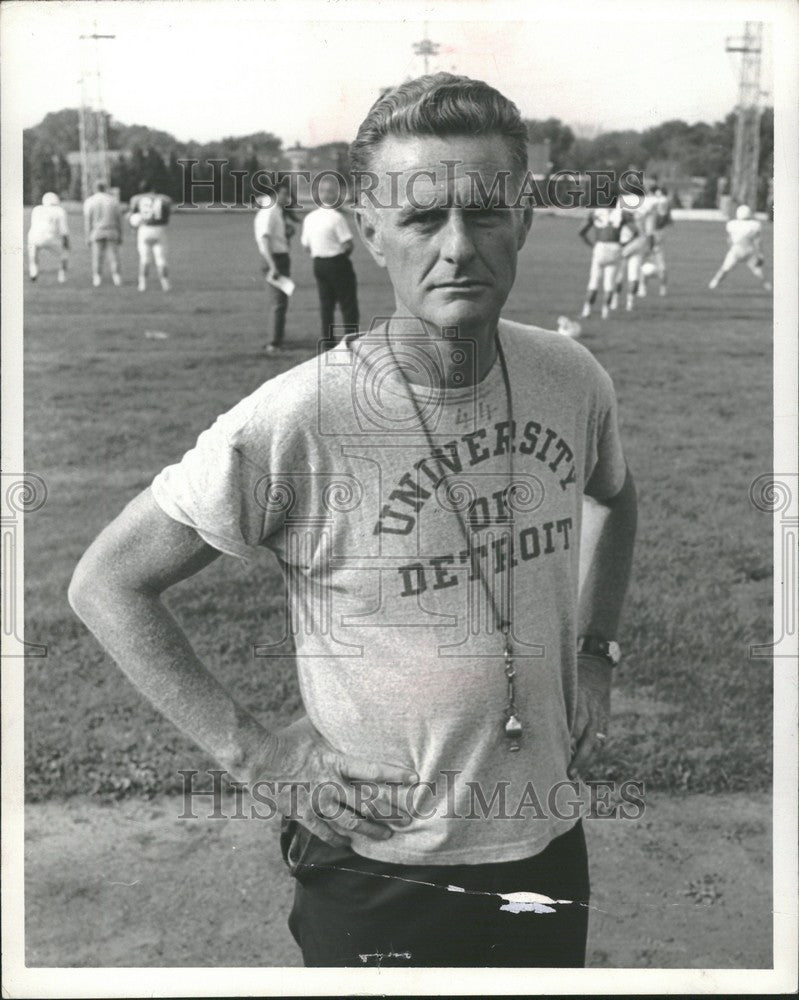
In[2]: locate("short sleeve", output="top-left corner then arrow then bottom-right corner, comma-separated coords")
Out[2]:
584,366 -> 627,501
266,208 -> 281,238
58,209 -> 69,237
151,411 -> 272,560
334,213 -> 352,242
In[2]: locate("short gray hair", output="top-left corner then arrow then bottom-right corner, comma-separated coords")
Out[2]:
350,73 -> 528,175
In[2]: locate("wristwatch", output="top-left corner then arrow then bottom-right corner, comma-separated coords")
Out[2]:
577,635 -> 621,667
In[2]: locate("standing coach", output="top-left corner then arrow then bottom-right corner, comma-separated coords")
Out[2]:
69,73 -> 637,968
254,179 -> 294,355
301,175 -> 360,349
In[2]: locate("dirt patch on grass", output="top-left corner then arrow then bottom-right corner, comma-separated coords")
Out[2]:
25,792 -> 771,968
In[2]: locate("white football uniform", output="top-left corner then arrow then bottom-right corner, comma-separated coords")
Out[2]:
724,219 -> 761,265
623,194 -> 657,280
28,204 -> 68,250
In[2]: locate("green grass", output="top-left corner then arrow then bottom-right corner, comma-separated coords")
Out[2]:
23,209 -> 773,799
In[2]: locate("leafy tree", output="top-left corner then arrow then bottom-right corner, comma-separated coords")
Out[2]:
570,130 -> 647,174
524,118 -> 574,171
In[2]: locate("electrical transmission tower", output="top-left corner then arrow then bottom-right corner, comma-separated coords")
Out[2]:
725,22 -> 766,211
78,27 -> 115,200
413,23 -> 440,75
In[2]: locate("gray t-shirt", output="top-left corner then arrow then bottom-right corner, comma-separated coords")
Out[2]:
83,191 -> 123,242
152,319 -> 627,864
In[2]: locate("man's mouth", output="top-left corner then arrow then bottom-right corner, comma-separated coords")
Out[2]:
432,278 -> 489,289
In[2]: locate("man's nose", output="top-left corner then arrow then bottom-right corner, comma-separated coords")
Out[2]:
440,211 -> 476,265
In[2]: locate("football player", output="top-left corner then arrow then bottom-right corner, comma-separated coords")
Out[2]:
28,192 -> 69,283
579,198 -> 638,320
128,179 -> 172,292
647,184 -> 671,297
708,204 -> 771,291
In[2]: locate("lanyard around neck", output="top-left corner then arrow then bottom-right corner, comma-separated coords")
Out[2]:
385,325 -> 524,750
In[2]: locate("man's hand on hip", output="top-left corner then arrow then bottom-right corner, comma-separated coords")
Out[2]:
250,716 -> 419,848
567,654 -> 612,779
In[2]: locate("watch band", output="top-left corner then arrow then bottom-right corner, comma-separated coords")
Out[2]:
577,635 -> 621,667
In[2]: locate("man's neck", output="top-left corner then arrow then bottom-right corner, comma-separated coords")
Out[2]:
386,312 -> 498,389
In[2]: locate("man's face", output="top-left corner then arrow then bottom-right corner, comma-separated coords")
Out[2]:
318,178 -> 340,206
357,134 -> 532,334
276,187 -> 291,207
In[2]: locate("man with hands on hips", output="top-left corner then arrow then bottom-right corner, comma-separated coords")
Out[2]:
70,73 -> 636,968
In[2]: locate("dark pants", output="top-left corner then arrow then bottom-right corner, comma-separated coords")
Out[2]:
281,820 -> 589,967
266,252 -> 290,347
312,254 -> 359,347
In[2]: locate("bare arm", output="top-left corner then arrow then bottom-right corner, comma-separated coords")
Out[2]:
69,488 -> 271,780
256,233 -> 279,276
569,466 -> 638,776
578,465 -> 637,638
69,488 -> 417,843
578,218 -> 594,246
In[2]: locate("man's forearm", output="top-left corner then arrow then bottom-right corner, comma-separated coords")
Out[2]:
577,468 -> 637,637
69,582 -> 277,784
258,238 -> 277,270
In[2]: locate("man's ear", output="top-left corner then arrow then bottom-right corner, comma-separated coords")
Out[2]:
354,205 -> 386,269
516,204 -> 534,251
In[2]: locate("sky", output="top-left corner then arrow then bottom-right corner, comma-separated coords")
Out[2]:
3,0 -> 776,147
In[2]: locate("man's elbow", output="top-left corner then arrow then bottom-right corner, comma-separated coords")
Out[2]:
67,549 -> 102,621
68,545 -> 121,623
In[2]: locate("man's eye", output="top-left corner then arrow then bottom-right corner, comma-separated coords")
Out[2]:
471,206 -> 504,220
404,209 -> 446,227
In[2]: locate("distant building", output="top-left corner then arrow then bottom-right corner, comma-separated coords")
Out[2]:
282,142 -> 349,176
284,142 -> 307,172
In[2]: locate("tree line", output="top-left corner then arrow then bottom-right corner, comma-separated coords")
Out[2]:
526,111 -> 773,210
23,109 -> 285,205
24,107 -> 773,210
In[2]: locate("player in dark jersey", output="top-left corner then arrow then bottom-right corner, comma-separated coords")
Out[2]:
579,199 -> 638,320
128,179 -> 173,292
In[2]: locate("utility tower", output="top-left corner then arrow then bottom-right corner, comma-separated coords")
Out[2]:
413,23 -> 440,75
78,27 -> 115,200
725,22 -> 766,211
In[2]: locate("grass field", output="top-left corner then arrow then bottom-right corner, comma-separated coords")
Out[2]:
23,208 -> 773,802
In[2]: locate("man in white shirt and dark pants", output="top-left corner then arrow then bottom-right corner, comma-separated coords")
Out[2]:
301,177 -> 360,349
254,181 -> 294,355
